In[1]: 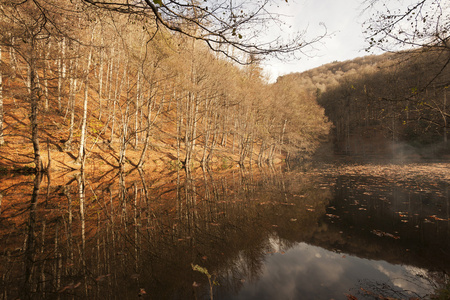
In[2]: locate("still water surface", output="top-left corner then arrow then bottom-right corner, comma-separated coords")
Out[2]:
0,163 -> 448,299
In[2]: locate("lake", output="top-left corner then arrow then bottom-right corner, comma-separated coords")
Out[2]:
0,162 -> 449,299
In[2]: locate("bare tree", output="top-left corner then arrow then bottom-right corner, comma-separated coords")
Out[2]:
363,0 -> 450,143
363,0 -> 450,89
0,0 -> 87,172
364,0 -> 449,53
81,0 -> 326,64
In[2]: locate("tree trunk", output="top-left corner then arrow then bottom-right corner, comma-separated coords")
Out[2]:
65,58 -> 79,149
134,71 -> 141,149
118,70 -> 130,170
98,45 -> 104,120
42,41 -> 50,111
30,40 -> 43,172
57,38 -> 66,111
137,88 -> 164,168
0,45 -> 4,145
76,40 -> 94,168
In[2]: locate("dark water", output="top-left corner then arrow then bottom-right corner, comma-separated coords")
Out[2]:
0,164 -> 448,299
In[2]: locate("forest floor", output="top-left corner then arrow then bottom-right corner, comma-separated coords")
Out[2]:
0,132 -> 261,177
0,95 -> 279,177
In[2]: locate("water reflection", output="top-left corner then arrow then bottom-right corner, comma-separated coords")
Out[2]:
0,165 -> 448,299
220,242 -> 433,300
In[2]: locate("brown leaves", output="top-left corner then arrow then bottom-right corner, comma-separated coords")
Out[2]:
138,288 -> 147,296
371,229 -> 400,239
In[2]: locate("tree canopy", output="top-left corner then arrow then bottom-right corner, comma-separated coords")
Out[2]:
81,0 -> 327,63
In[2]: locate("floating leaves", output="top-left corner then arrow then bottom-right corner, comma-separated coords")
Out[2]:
326,214 -> 339,219
428,215 -> 448,221
138,288 -> 147,297
371,230 -> 400,239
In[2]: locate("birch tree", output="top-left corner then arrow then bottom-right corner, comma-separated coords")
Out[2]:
0,44 -> 4,145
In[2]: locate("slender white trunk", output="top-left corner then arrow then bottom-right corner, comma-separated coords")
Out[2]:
57,38 -> 66,111
9,36 -> 17,79
135,71 -> 141,148
0,45 -> 4,145
43,41 -> 50,110
66,58 -> 78,148
77,39 -> 94,167
119,70 -> 130,169
98,46 -> 104,120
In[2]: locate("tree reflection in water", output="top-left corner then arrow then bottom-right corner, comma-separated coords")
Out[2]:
0,164 -> 448,299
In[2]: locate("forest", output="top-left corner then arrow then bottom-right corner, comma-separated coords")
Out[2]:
0,0 -> 331,173
0,0 -> 449,174
281,49 -> 450,160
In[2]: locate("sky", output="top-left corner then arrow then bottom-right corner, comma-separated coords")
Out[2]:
262,0 -> 381,82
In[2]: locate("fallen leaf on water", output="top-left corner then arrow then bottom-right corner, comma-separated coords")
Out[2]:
428,215 -> 447,221
192,281 -> 201,287
138,288 -> 146,296
290,218 -> 297,222
395,212 -> 408,217
326,214 -> 339,218
371,229 -> 400,239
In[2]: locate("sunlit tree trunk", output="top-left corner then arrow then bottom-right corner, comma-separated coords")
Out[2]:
9,36 -> 17,79
110,54 -> 125,145
137,86 -> 164,168
65,57 -> 79,149
42,41 -> 50,110
0,44 -> 4,145
184,91 -> 199,169
76,35 -> 94,168
134,70 -> 141,148
118,69 -> 131,170
57,37 -> 66,111
98,43 -> 104,120
29,38 -> 43,172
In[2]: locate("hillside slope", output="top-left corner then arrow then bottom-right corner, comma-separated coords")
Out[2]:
280,50 -> 450,159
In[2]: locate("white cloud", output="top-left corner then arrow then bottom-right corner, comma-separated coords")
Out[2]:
262,0 -> 377,82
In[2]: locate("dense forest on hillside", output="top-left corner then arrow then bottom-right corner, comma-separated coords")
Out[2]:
0,0 -> 331,173
281,49 -> 450,159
